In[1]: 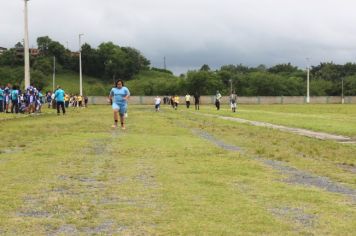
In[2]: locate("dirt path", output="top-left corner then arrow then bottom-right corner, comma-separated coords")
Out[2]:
195,113 -> 355,144
192,128 -> 356,202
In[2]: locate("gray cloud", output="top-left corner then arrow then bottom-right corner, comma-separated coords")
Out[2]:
1,0 -> 356,74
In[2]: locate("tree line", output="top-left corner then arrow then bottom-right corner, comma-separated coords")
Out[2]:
0,36 -> 150,90
128,63 -> 356,96
1,36 -> 355,96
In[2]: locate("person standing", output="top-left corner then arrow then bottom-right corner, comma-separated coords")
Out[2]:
78,95 -> 83,107
64,93 -> 70,108
109,79 -> 130,129
173,95 -> 180,110
194,92 -> 200,110
84,96 -> 88,107
54,85 -> 66,115
10,85 -> 19,114
154,96 -> 161,112
46,92 -> 52,108
185,93 -> 191,108
215,90 -> 222,110
230,91 -> 237,112
0,86 -> 4,112
4,85 -> 11,113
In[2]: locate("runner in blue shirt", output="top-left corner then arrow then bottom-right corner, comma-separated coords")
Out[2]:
109,79 -> 130,129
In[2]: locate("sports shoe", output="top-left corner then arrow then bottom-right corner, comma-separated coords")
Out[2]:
111,124 -> 117,129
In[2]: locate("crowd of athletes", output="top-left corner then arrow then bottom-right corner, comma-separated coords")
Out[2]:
0,83 -> 88,114
154,91 -> 238,112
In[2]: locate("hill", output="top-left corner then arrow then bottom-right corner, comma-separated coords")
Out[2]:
43,71 -> 112,95
0,66 -> 181,95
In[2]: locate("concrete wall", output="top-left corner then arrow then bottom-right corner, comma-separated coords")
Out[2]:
89,96 -> 356,105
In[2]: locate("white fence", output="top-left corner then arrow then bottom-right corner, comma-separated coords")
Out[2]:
88,96 -> 356,105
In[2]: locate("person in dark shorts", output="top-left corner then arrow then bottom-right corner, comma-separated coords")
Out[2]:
54,85 -> 66,115
194,92 -> 200,110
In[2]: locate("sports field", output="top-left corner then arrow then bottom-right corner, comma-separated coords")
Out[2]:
0,104 -> 355,235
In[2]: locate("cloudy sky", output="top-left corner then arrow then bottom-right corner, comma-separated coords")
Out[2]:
1,0 -> 356,74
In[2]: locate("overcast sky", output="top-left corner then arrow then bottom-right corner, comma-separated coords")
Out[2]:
1,0 -> 356,74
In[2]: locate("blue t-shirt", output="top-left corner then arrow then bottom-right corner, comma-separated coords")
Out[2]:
110,87 -> 130,105
55,89 -> 65,102
0,89 -> 3,100
11,90 -> 19,101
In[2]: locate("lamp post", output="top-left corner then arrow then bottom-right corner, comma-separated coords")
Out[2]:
306,58 -> 310,104
229,79 -> 232,95
53,56 -> 56,92
79,34 -> 84,96
24,0 -> 30,89
341,78 -> 344,104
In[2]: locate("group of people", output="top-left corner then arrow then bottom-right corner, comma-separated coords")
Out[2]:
156,94 -> 201,111
0,83 -> 45,114
215,90 -> 238,112
2,80 -> 238,132
153,91 -> 237,112
0,83 -> 90,116
45,92 -> 89,109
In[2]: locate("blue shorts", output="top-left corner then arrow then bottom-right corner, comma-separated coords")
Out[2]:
112,103 -> 127,115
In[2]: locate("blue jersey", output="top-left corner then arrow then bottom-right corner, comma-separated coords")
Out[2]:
110,87 -> 130,105
11,90 -> 19,101
0,88 -> 3,100
55,89 -> 65,102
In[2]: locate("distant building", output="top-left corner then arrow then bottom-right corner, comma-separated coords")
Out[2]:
15,48 -> 41,57
29,48 -> 40,57
70,51 -> 80,57
0,47 -> 7,55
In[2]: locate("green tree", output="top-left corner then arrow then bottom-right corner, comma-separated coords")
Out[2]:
32,56 -> 52,75
186,70 -> 222,95
37,36 -> 52,55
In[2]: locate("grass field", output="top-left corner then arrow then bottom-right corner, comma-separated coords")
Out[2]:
196,104 -> 356,137
0,105 -> 355,235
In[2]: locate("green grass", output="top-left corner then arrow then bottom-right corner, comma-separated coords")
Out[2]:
42,71 -> 112,95
0,105 -> 355,235
196,104 -> 356,137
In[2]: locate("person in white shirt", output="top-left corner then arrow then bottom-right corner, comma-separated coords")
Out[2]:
230,91 -> 237,112
215,91 -> 222,110
185,93 -> 191,108
154,96 -> 161,112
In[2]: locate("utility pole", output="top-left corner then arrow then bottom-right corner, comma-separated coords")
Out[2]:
53,56 -> 56,92
341,78 -> 344,104
163,56 -> 166,70
306,57 -> 310,104
24,0 -> 31,89
229,79 -> 232,95
79,34 -> 84,96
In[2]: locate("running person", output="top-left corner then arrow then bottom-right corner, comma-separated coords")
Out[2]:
194,92 -> 200,110
154,96 -> 161,112
215,90 -> 222,110
185,93 -> 191,108
109,80 -> 130,129
230,91 -> 237,112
